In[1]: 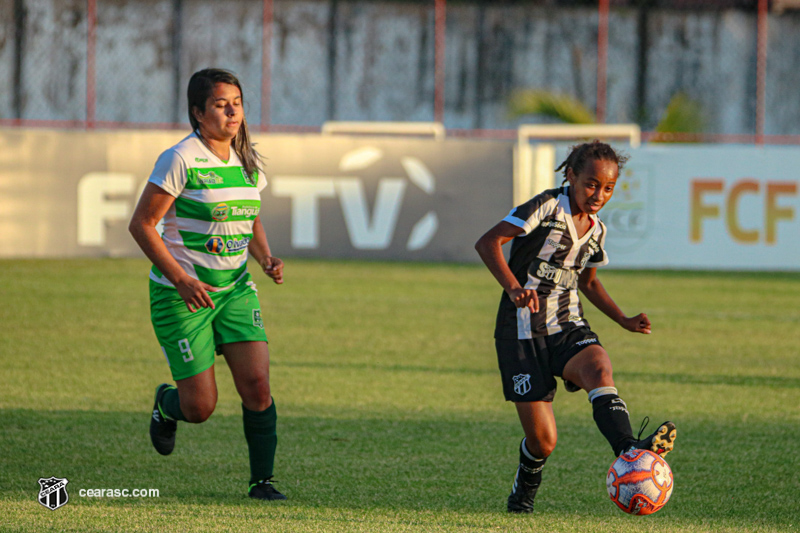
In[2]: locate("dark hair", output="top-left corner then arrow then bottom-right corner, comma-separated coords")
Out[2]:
555,140 -> 629,183
187,68 -> 262,179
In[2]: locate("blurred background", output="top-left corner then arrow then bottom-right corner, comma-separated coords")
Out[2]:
1,0 -> 799,143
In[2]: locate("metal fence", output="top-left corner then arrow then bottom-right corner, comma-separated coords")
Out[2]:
1,0 -> 798,144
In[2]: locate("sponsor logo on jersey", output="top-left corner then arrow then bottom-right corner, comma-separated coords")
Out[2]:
211,203 -> 230,221
580,238 -> 601,268
546,238 -> 567,250
197,171 -> 223,185
512,374 -> 532,396
568,314 -> 583,322
225,237 -> 251,253
38,477 -> 69,511
535,262 -> 579,290
205,237 -> 225,254
195,157 -> 208,163
204,236 -> 251,254
541,220 -> 567,231
231,205 -> 260,218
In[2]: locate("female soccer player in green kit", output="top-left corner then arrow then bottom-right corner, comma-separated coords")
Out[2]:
475,141 -> 677,513
129,68 -> 286,501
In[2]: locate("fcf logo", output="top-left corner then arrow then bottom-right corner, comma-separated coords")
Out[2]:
513,374 -> 531,396
38,477 -> 69,510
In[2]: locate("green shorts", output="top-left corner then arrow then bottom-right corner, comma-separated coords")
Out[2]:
150,273 -> 268,380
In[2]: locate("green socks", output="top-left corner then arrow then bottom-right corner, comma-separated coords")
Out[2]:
242,400 -> 278,484
159,386 -> 188,422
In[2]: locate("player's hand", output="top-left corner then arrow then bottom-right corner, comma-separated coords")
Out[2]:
260,256 -> 284,284
507,288 -> 539,313
619,313 -> 651,334
175,277 -> 217,312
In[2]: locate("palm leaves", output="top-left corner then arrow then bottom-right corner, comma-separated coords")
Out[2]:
508,89 -> 704,141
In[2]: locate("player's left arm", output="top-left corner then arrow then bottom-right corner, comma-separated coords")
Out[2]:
249,215 -> 283,285
578,267 -> 650,334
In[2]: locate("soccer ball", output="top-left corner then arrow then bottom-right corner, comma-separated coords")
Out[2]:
606,449 -> 673,515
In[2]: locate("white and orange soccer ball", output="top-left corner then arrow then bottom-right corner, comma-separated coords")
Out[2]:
606,449 -> 673,515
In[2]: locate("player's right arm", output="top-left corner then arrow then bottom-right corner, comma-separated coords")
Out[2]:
129,182 -> 216,312
475,221 -> 538,313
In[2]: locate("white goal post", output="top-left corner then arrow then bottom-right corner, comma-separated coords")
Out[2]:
513,123 -> 641,206
321,121 -> 446,140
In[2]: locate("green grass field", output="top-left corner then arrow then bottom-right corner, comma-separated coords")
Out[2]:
1,258 -> 798,532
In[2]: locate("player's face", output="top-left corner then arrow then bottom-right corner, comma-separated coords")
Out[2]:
194,82 -> 244,142
566,159 -> 619,215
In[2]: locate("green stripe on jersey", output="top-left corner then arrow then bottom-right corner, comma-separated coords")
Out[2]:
179,230 -> 253,256
175,197 -> 261,222
195,263 -> 247,287
185,167 -> 259,190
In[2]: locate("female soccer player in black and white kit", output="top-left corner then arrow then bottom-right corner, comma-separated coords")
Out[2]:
475,140 -> 677,513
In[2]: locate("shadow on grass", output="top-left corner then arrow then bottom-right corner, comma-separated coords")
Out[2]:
274,360 -> 495,376
1,408 -> 798,529
275,360 -> 800,389
616,371 -> 800,389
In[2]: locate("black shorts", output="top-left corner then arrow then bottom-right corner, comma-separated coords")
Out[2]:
495,326 -> 602,403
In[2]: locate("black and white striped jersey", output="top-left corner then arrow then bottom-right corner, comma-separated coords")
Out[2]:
494,185 -> 609,340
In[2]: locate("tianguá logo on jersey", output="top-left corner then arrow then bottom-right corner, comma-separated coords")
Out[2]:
212,203 -> 230,221
205,236 -> 250,254
211,203 -> 260,221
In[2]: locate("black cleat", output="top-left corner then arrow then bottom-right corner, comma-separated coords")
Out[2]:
248,479 -> 287,501
149,383 -> 177,456
507,464 -> 540,513
632,418 -> 676,458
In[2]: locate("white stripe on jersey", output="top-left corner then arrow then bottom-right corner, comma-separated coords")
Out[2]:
179,186 -> 260,204
537,226 -> 562,261
517,307 -> 533,339
175,217 -> 256,237
567,290 -> 586,328
173,246 -> 248,271
503,196 -> 559,235
545,295 -> 562,336
562,236 -> 583,268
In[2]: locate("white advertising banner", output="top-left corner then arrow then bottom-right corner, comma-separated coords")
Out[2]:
0,127 -> 797,270
587,145 -> 799,270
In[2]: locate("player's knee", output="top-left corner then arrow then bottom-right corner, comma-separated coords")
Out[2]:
526,435 -> 557,458
181,399 -> 216,423
590,365 -> 614,385
240,375 -> 272,411
539,438 -> 557,458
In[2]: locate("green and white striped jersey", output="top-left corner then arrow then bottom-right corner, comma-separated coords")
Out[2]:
147,132 -> 267,290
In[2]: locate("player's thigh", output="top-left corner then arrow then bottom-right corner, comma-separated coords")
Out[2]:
561,345 -> 614,392
221,341 -> 272,411
515,401 -> 557,458
150,283 -> 217,381
549,327 -> 611,392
